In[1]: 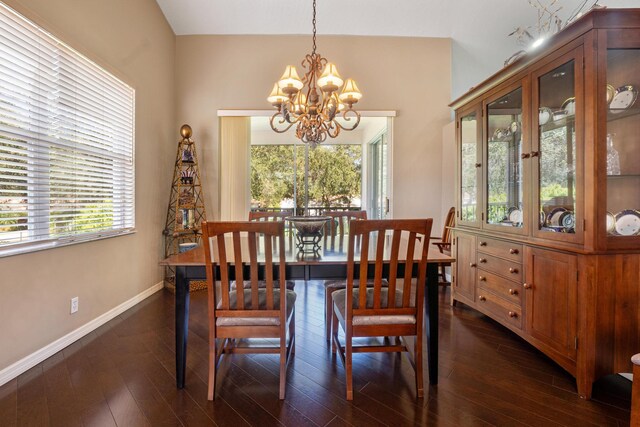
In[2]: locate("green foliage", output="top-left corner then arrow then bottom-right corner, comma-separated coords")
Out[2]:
0,138 -> 29,234
1,138 -> 117,241
487,139 -> 509,204
50,202 -> 114,236
251,144 -> 362,209
539,127 -> 575,201
540,183 -> 569,202
250,145 -> 295,208
0,211 -> 27,233
304,145 -> 361,206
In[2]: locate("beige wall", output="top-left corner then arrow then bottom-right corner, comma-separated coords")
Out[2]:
0,0 -> 175,370
175,35 -> 451,222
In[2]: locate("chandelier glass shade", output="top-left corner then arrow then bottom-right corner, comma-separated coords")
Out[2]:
267,0 -> 362,145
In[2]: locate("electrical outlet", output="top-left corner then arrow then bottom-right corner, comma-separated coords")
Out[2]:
70,297 -> 79,314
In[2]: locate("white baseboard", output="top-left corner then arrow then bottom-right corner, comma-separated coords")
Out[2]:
0,281 -> 165,387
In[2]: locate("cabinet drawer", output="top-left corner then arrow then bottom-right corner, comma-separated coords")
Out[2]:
477,237 -> 523,262
477,253 -> 523,282
476,289 -> 522,329
477,270 -> 522,305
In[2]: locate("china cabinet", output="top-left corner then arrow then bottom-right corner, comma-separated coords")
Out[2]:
450,9 -> 640,399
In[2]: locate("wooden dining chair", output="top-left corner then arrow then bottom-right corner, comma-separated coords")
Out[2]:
248,210 -> 292,222
431,206 -> 455,286
202,220 -> 296,400
322,210 -> 369,339
246,210 -> 295,290
324,210 -> 368,238
632,354 -> 640,426
331,218 -> 433,400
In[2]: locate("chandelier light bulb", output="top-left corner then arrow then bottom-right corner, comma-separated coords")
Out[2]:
317,63 -> 344,92
330,93 -> 345,112
267,83 -> 287,106
339,79 -> 362,104
278,65 -> 303,95
294,92 -> 307,114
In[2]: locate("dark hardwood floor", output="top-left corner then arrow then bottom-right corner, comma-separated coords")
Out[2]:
0,282 -> 632,426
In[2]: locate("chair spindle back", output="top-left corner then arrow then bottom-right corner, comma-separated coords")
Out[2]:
202,221 -> 287,320
347,219 -> 432,318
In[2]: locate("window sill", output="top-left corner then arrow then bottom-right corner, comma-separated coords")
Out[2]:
0,229 -> 137,259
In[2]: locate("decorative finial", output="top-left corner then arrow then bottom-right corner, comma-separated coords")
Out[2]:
180,124 -> 192,139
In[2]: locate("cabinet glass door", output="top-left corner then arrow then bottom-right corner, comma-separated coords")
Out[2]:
532,50 -> 583,243
458,106 -> 481,227
485,86 -> 526,233
604,48 -> 640,243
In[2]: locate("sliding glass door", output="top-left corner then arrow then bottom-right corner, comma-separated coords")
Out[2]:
368,133 -> 389,219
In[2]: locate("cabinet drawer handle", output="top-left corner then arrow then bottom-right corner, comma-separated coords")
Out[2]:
479,276 -> 486,281
509,267 -> 519,274
470,263 -> 477,268
530,151 -> 540,157
479,241 -> 487,247
523,283 -> 532,289
520,153 -> 530,159
479,258 -> 487,263
508,288 -> 518,295
508,311 -> 518,318
509,248 -> 519,255
475,163 -> 482,168
479,295 -> 486,301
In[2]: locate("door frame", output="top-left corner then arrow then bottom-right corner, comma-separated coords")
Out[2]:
219,110 -> 396,219
364,117 -> 394,219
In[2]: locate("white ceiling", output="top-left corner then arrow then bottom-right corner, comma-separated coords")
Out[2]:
155,0 -> 451,37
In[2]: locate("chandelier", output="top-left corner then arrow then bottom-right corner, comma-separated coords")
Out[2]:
267,0 -> 362,145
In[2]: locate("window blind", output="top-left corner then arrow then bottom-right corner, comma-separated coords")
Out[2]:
0,2 -> 135,256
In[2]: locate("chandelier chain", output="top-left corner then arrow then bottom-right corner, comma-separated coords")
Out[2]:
312,0 -> 317,55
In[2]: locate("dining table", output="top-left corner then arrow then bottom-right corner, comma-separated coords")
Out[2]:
160,230 -> 455,389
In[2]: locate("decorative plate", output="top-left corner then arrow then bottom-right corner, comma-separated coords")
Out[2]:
606,84 -> 616,105
508,208 -> 523,224
606,211 -> 616,233
548,207 -> 568,227
493,128 -> 510,140
614,210 -> 640,236
610,85 -> 638,113
553,110 -> 568,121
560,212 -> 575,230
539,107 -> 553,125
561,97 -> 576,115
539,211 -> 546,226
510,121 -> 521,134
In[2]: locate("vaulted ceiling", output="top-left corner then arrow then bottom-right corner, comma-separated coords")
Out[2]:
156,0 -> 640,97
156,0 -> 451,37
156,0 -> 638,37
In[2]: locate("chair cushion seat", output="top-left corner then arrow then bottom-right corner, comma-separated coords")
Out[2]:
216,289 -> 296,327
230,280 -> 295,291
332,288 -> 415,326
324,279 -> 388,291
